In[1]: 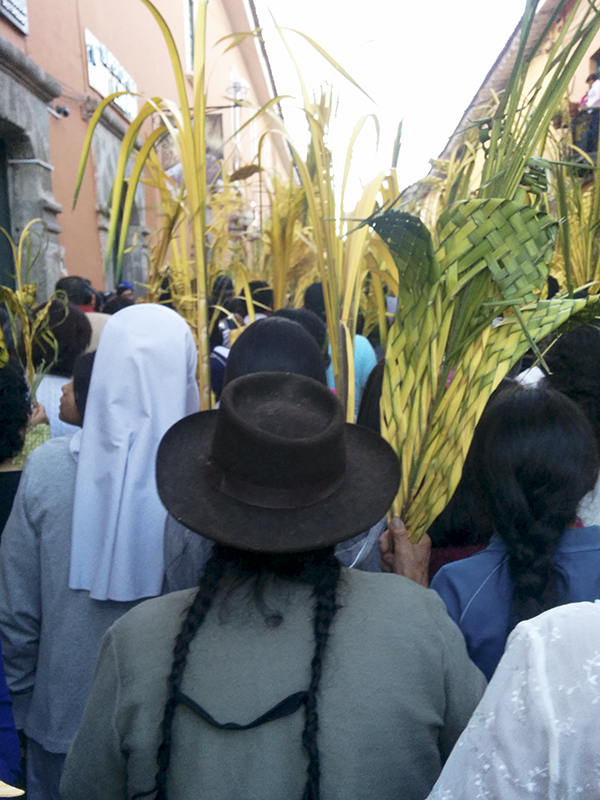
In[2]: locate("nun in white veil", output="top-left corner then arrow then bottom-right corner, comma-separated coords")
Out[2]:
69,304 -> 199,601
0,304 -> 199,800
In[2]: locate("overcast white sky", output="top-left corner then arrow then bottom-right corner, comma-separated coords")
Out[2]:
256,0 -> 528,208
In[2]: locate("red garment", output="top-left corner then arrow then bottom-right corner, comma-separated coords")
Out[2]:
429,543 -> 488,582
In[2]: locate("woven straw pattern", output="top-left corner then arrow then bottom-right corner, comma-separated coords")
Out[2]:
373,201 -> 599,540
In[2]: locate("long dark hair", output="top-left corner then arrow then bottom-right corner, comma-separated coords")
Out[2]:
153,545 -> 342,800
427,379 -> 517,548
0,358 -> 30,463
544,323 -> 600,449
28,300 -> 92,377
469,385 -> 599,627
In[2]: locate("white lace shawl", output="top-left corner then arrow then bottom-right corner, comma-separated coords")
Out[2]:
427,600 -> 600,799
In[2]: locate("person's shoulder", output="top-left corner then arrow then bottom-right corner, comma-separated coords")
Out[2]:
342,568 -> 449,620
431,541 -> 503,586
515,599 -> 600,641
353,334 -> 376,355
110,589 -> 198,638
101,591 -> 200,682
22,434 -> 75,476
505,601 -> 600,685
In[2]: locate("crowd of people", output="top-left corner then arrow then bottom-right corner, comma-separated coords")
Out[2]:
0,276 -> 600,799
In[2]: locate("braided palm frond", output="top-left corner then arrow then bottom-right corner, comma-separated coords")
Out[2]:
403,293 -> 600,538
372,212 -> 446,504
436,198 -> 556,367
373,199 -> 597,540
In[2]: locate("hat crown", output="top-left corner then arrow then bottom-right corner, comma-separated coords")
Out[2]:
156,370 -> 400,552
210,373 -> 346,503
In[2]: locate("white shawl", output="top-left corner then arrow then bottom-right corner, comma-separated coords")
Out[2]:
69,304 -> 200,601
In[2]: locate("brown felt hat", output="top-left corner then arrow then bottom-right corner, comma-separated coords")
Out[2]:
156,371 -> 400,552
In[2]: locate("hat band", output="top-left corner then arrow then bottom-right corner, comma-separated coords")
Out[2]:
206,458 -> 344,510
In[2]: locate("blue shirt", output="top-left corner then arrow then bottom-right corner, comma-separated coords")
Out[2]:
430,526 -> 600,680
326,334 -> 377,416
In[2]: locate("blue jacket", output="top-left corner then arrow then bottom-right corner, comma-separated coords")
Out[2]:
430,526 -> 600,680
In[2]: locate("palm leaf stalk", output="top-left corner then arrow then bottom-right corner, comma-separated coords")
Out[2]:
74,1 -> 300,408
0,220 -> 60,400
86,0 -> 212,406
548,148 -> 600,294
263,19 -> 385,418
479,0 -> 600,201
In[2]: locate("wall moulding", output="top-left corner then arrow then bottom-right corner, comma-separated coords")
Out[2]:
0,36 -> 61,103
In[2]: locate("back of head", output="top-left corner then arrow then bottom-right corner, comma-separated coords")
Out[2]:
103,295 -> 134,315
84,304 -> 199,431
469,385 -> 599,625
55,276 -> 93,307
356,359 -> 384,433
428,378 -> 517,548
224,316 -> 327,386
303,282 -> 326,323
0,358 -> 30,463
249,280 -> 273,314
72,352 -> 96,422
116,281 -> 134,297
30,300 -> 92,377
544,324 -> 600,448
273,307 -> 328,355
211,275 -> 234,306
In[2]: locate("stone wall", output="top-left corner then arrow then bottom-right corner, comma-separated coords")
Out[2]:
92,113 -> 148,297
0,34 -> 62,300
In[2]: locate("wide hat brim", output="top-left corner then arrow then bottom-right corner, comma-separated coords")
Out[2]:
156,411 -> 400,553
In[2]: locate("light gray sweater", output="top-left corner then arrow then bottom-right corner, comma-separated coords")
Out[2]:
61,570 -> 486,800
0,436 -> 139,753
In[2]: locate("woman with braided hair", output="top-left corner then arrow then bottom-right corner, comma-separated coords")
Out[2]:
430,384 -> 600,680
61,372 -> 485,800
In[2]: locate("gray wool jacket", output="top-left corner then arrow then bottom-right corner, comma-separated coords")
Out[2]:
61,570 -> 486,800
0,436 -> 139,754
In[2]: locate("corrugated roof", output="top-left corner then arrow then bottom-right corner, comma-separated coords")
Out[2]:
440,0 -> 565,158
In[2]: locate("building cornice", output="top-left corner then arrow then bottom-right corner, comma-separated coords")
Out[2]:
0,34 -> 61,102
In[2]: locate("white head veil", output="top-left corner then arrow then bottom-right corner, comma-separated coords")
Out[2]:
69,304 -> 200,601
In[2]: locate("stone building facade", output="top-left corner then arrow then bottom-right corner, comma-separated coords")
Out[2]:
0,36 -> 61,296
0,0 -> 288,299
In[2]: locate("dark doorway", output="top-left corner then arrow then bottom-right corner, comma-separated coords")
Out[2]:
0,139 -> 14,288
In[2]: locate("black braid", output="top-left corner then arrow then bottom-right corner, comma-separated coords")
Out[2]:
301,556 -> 342,800
466,386 -> 599,633
150,546 -> 341,800
499,516 -> 568,629
153,551 -> 227,800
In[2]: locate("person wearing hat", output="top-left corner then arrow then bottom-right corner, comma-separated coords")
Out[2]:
60,372 -> 485,800
116,281 -> 135,301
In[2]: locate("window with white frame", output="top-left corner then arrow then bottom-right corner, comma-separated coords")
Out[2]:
0,0 -> 28,34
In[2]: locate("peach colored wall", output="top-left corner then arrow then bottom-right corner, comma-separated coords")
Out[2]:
0,0 -> 287,289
